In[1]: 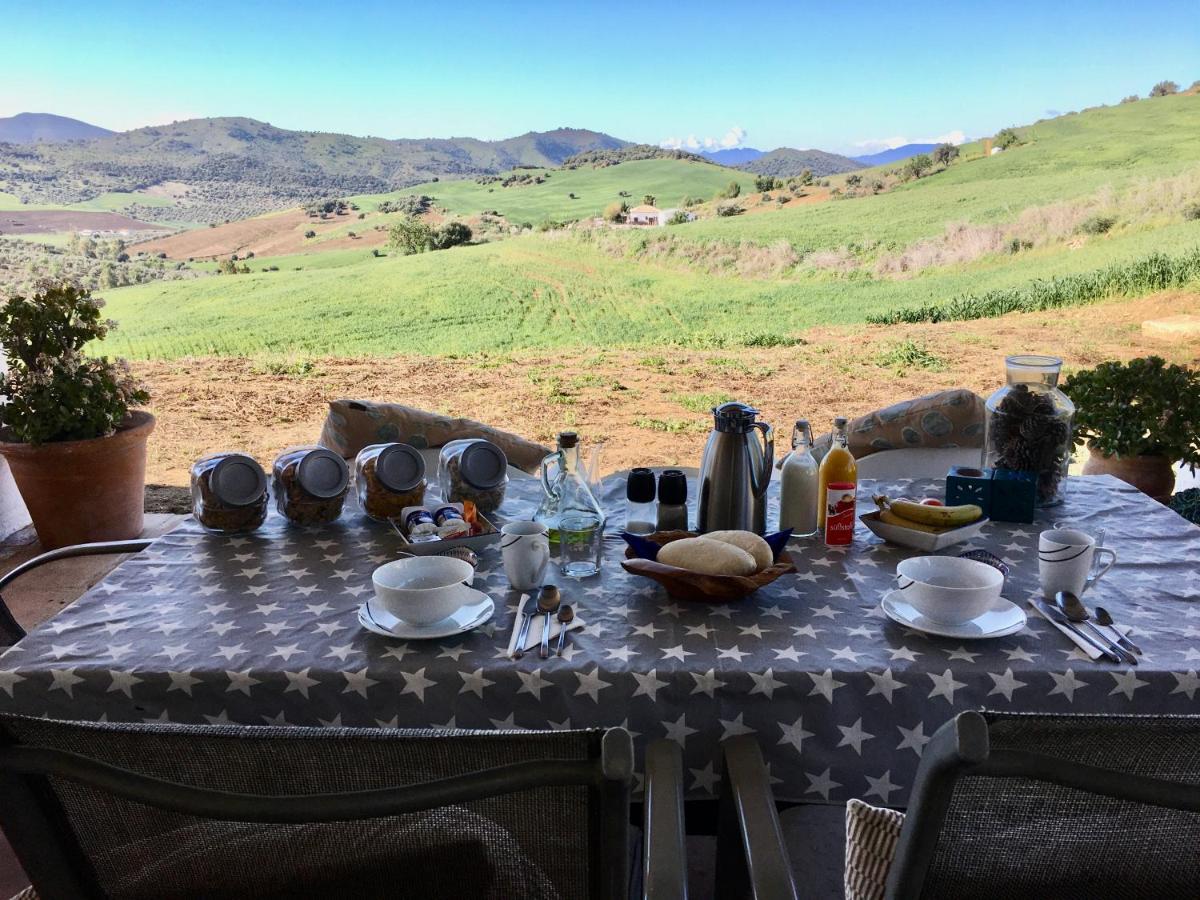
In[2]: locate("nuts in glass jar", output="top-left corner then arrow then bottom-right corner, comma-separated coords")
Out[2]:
438,439 -> 508,513
273,446 -> 349,526
191,452 -> 269,534
355,443 -> 426,522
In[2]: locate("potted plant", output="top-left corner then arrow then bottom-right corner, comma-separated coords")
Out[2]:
1062,356 -> 1200,502
0,283 -> 153,548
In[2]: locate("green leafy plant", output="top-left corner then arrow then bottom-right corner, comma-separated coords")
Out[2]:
1062,357 -> 1200,472
1079,214 -> 1116,235
1170,488 -> 1200,525
0,284 -> 149,445
877,341 -> 947,372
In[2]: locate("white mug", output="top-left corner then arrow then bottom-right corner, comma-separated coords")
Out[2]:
500,521 -> 550,591
1039,528 -> 1116,598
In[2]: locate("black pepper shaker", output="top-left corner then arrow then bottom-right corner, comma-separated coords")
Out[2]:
656,469 -> 689,531
625,468 -> 657,534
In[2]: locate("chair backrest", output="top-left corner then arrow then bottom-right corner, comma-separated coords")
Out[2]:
888,710 -> 1200,899
0,714 -> 632,900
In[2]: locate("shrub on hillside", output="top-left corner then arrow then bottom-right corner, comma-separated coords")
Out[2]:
377,195 -> 431,216
995,128 -> 1020,149
1079,214 -> 1117,235
666,211 -> 690,225
1120,95 -> 1139,104
1150,80 -> 1179,97
845,174 -> 863,188
754,175 -> 780,192
603,201 -> 628,223
932,143 -> 959,166
431,221 -> 472,250
388,217 -> 433,255
642,194 -> 656,206
1184,203 -> 1200,221
715,203 -> 743,217
304,230 -> 316,239
717,181 -> 741,200
902,154 -> 933,180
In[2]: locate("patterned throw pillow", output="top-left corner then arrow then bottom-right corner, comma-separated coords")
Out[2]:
844,798 -> 905,900
809,389 -> 985,462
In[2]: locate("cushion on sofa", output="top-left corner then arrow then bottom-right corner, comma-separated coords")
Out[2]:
318,400 -> 551,473
811,389 -> 985,461
844,798 -> 904,900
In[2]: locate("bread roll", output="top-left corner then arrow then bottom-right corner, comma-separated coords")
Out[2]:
658,537 -> 757,576
702,530 -> 774,572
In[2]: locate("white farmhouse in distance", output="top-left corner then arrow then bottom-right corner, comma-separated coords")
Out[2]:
627,205 -> 691,226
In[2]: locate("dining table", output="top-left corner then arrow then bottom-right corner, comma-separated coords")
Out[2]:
1,471 -> 1198,806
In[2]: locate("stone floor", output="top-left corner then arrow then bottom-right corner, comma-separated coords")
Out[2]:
0,514 -> 186,897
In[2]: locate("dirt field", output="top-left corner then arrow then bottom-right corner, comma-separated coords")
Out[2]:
132,208 -> 389,260
134,290 -> 1200,492
0,210 -> 167,235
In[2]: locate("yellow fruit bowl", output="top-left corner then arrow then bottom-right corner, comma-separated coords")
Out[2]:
860,511 -> 989,551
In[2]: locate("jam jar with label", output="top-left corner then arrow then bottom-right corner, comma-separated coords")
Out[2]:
191,452 -> 269,534
272,446 -> 350,526
355,443 -> 427,522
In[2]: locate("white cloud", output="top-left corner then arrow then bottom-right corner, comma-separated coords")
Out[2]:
660,125 -> 747,152
852,129 -> 966,154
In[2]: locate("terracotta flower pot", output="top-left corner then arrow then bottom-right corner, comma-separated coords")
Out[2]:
0,411 -> 155,549
1082,443 -> 1175,503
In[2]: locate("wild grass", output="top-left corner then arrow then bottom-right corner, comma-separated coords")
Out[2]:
672,392 -> 734,413
876,341 -> 947,372
867,247 -> 1200,324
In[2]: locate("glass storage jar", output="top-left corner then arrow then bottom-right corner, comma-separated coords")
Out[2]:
190,452 -> 268,534
983,354 -> 1075,507
355,443 -> 426,521
272,446 -> 350,525
437,439 -> 508,513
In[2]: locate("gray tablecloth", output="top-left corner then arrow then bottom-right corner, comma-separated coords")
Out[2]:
2,474 -> 1198,805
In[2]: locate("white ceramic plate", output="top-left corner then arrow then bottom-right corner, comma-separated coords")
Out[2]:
860,511 -> 988,552
880,589 -> 1027,640
359,589 -> 494,639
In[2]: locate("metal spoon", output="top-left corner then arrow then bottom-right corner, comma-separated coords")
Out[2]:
537,586 -> 561,660
1095,606 -> 1143,655
555,605 -> 574,657
1056,592 -> 1136,665
1036,600 -> 1121,663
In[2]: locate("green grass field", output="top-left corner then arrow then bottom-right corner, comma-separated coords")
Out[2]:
348,158 -> 756,224
99,94 -> 1200,359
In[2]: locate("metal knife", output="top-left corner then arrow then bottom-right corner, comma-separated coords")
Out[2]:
513,591 -> 542,659
1035,600 -> 1122,664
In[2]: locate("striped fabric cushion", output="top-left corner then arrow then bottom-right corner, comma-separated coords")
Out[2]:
844,798 -> 905,900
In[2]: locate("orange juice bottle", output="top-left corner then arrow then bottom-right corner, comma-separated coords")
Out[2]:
817,417 -> 857,530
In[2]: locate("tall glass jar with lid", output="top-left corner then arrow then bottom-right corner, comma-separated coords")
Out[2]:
983,354 -> 1075,507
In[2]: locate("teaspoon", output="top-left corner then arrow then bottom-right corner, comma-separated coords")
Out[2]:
1095,606 -> 1143,655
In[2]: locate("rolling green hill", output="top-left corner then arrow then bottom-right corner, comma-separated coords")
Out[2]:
349,158 -> 757,224
99,94 -> 1200,359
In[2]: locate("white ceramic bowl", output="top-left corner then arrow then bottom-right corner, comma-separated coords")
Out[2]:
895,556 -> 1003,626
371,556 -> 475,626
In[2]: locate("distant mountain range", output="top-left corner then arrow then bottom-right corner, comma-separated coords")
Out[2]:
737,147 -> 864,178
850,143 -> 938,166
0,112 -> 114,144
0,116 -> 630,221
699,147 -> 765,166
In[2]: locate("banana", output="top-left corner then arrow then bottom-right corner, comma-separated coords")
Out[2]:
873,495 -> 983,528
877,508 -> 951,534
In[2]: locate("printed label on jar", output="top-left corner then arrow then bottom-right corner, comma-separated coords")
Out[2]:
432,503 -> 465,526
824,482 -> 857,546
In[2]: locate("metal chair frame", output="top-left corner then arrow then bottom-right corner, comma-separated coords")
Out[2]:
0,718 -> 690,900
0,539 -> 153,644
717,710 -> 1200,900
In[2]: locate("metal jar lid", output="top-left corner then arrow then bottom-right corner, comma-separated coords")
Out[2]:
296,448 -> 349,498
458,440 -> 507,490
374,443 -> 425,493
210,454 -> 267,507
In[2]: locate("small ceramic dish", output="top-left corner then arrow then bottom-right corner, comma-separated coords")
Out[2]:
860,511 -> 988,552
371,556 -> 474,626
620,530 -> 796,602
895,555 -> 1004,626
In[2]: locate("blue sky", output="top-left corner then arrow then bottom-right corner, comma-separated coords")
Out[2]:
2,0 -> 1197,153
